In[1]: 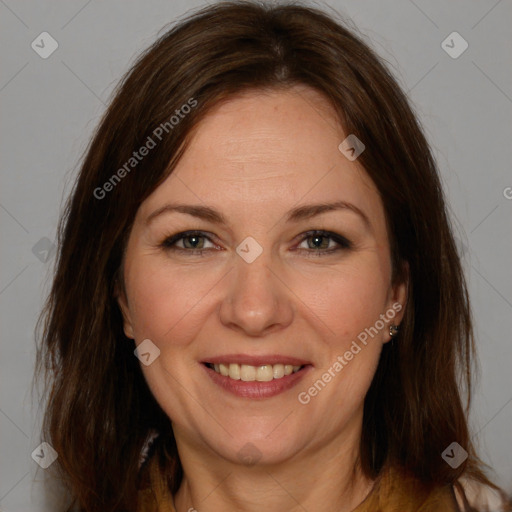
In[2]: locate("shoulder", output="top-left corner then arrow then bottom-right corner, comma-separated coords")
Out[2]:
454,476 -> 511,512
370,466 -> 510,512
137,453 -> 176,512
359,466 -> 459,511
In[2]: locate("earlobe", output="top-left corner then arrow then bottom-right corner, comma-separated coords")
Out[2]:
114,283 -> 135,339
393,279 -> 408,320
385,263 -> 409,342
393,260 -> 409,313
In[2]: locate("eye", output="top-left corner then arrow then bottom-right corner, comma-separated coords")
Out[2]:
159,229 -> 352,257
296,230 -> 352,256
160,231 -> 219,254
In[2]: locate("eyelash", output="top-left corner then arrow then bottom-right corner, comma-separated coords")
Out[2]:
159,230 -> 352,257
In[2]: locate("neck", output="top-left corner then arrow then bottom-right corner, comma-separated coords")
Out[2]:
172,419 -> 374,512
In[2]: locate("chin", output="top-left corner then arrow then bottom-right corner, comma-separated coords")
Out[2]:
198,420 -> 310,467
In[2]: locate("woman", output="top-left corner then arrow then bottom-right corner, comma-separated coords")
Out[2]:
36,2 -> 511,511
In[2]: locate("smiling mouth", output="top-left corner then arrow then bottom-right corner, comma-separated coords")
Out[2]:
204,362 -> 305,381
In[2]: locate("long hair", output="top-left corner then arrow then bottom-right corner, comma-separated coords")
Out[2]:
35,1 -> 499,510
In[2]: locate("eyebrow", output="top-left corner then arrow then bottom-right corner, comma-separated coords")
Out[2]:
145,200 -> 371,229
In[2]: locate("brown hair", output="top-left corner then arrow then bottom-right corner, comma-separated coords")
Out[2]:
35,1 -> 503,510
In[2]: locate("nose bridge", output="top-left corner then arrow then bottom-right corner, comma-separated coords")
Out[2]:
235,251 -> 276,302
219,244 -> 293,335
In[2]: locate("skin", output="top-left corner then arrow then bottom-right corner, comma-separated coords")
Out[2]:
117,85 -> 407,512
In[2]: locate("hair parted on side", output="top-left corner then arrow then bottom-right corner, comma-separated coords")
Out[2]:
35,1 -> 500,510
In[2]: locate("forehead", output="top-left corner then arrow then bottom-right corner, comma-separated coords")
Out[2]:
138,86 -> 382,226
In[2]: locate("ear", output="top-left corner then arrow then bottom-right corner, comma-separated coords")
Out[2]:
114,281 -> 135,340
384,262 -> 409,343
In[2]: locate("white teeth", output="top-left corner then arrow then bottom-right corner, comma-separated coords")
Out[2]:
210,363 -> 303,381
228,363 -> 240,380
273,364 -> 285,379
240,364 -> 256,381
257,365 -> 274,382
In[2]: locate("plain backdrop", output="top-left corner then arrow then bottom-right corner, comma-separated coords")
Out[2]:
1,1 -> 511,510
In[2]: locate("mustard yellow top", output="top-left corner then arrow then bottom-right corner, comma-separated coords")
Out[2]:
137,455 -> 462,512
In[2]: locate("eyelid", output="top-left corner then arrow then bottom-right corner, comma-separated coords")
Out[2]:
294,230 -> 352,253
160,230 -> 220,251
160,229 -> 352,256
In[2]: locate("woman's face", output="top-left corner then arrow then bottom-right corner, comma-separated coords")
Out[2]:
118,86 -> 406,466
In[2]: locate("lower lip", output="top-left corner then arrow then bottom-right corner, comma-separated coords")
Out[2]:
203,364 -> 312,399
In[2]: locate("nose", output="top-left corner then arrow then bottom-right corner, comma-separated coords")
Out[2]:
219,251 -> 294,337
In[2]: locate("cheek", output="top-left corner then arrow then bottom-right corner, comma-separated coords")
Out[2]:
124,243 -> 391,357
294,269 -> 388,411
124,258 -> 215,344
294,262 -> 390,344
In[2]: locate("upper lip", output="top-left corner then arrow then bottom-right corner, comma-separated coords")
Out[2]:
202,354 -> 311,366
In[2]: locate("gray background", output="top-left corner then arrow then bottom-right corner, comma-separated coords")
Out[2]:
1,0 -> 511,510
